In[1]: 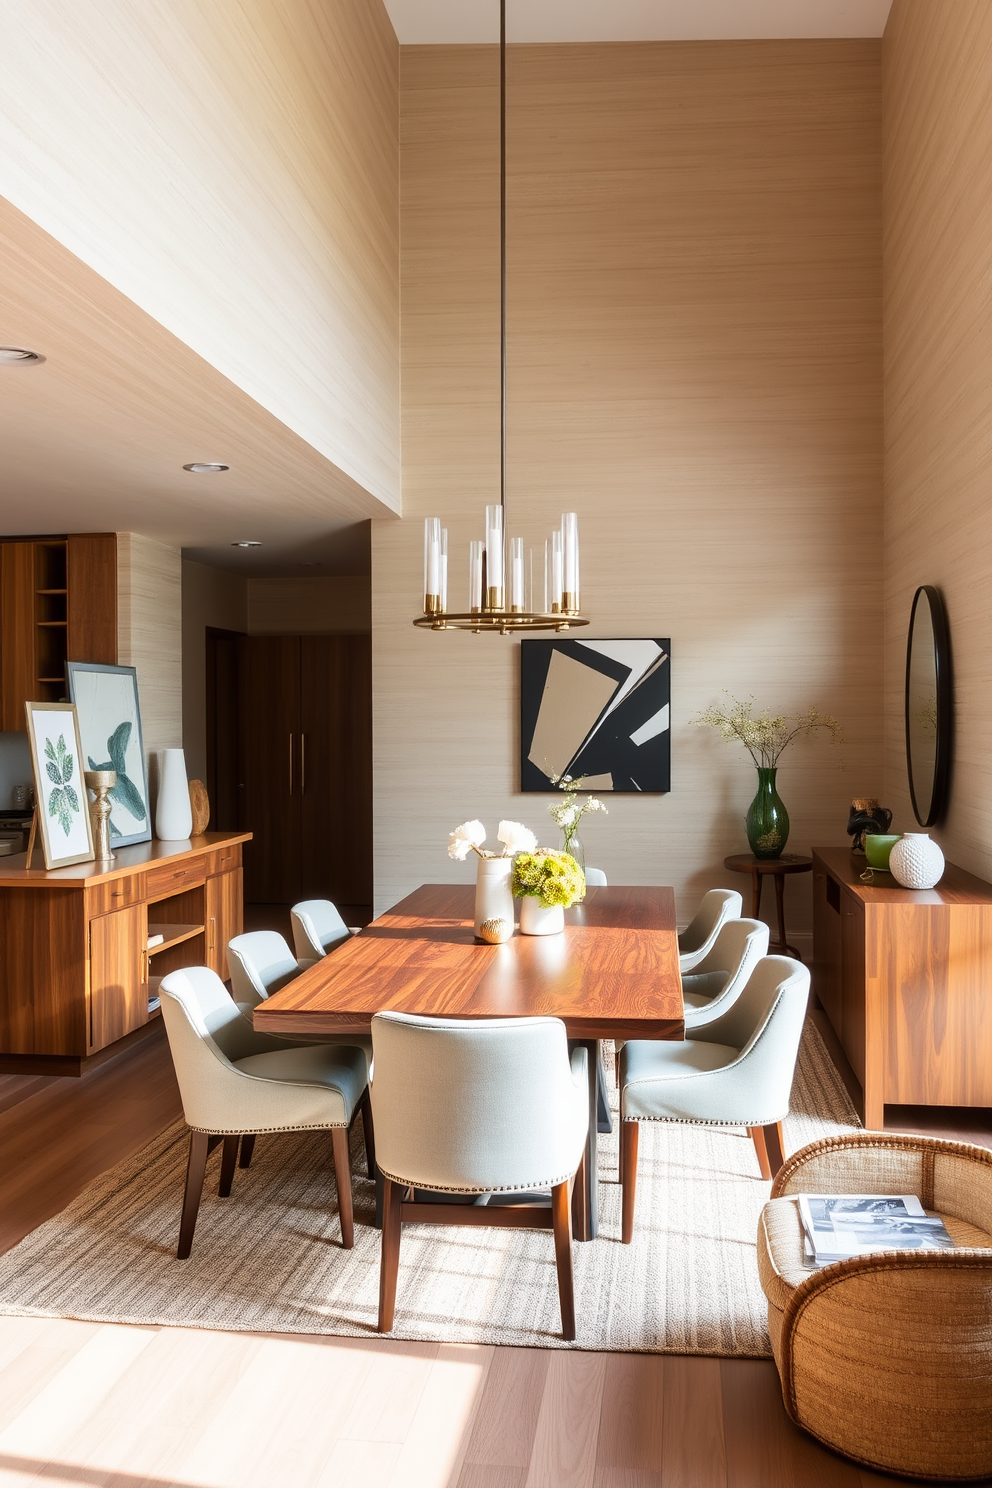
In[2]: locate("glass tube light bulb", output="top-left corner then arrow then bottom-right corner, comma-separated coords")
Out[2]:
509,537 -> 525,611
546,531 -> 563,612
439,527 -> 448,612
423,517 -> 442,615
485,504 -> 505,610
468,540 -> 484,613
561,512 -> 579,613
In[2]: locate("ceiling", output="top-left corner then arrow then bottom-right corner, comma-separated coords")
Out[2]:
384,0 -> 892,44
0,197 -> 389,576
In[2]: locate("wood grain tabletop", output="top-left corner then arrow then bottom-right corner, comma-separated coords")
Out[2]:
253,882 -> 684,1042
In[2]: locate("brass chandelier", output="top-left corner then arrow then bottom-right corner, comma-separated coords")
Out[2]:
414,0 -> 589,636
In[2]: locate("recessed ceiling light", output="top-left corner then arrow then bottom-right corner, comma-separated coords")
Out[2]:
232,540 -> 262,549
0,346 -> 45,366
183,462 -> 230,473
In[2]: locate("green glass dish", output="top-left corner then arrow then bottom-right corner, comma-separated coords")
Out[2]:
864,833 -> 901,870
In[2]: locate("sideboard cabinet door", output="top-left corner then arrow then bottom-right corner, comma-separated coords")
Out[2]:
206,867 -> 243,981
89,904 -> 146,1053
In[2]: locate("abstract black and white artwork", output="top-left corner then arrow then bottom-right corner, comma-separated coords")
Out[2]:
66,662 -> 151,846
520,639 -> 671,793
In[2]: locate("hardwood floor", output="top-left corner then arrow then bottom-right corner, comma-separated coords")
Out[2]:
0,1026 -> 987,1486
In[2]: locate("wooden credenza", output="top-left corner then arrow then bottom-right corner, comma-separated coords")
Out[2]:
812,846 -> 992,1128
0,831 -> 250,1075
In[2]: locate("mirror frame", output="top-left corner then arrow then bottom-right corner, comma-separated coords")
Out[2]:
905,584 -> 952,828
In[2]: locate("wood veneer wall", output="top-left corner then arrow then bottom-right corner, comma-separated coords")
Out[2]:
117,534 -> 183,757
0,0 -> 399,510
374,41 -> 883,925
882,1 -> 992,877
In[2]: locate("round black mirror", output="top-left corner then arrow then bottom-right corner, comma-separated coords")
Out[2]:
905,585 -> 951,827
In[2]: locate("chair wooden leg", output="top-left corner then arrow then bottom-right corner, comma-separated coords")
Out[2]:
551,1180 -> 576,1341
621,1121 -> 639,1244
763,1120 -> 785,1179
178,1130 -> 210,1259
218,1135 -> 239,1196
331,1127 -> 354,1249
238,1134 -> 256,1169
749,1125 -> 772,1180
378,1178 -> 404,1332
359,1089 -> 376,1177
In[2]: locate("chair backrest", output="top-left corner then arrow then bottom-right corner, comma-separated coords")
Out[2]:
159,965 -> 263,1127
227,930 -> 300,1012
694,955 -> 810,1120
584,867 -> 608,886
684,918 -> 769,1023
291,899 -> 350,966
370,1011 -> 586,1192
678,888 -> 743,962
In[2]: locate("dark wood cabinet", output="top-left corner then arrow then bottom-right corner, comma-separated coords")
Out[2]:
812,847 -> 992,1128
0,533 -> 117,730
237,635 -> 372,915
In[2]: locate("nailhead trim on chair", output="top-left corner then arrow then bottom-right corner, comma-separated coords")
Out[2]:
374,1165 -> 581,1194
187,1120 -> 351,1134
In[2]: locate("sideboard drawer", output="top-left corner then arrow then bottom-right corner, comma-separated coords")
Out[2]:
205,844 -> 241,877
146,858 -> 207,900
86,875 -> 146,917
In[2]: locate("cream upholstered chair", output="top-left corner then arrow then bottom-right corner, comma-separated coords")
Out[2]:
291,899 -> 352,968
159,966 -> 370,1257
758,1133 -> 992,1481
682,917 -> 770,1029
369,1012 -> 589,1339
678,887 -> 743,973
620,956 -> 810,1241
584,867 -> 608,886
227,929 -> 372,1061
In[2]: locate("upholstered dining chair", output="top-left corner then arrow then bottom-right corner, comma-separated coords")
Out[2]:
291,898 -> 352,968
678,887 -> 743,973
682,917 -> 770,1029
227,929 -> 372,1062
619,956 -> 810,1242
584,867 -> 608,886
369,1012 -> 589,1340
159,965 -> 370,1258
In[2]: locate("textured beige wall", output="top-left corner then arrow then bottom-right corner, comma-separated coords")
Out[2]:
117,533 -> 183,764
373,41 -> 884,926
0,0 -> 399,511
883,1 -> 992,879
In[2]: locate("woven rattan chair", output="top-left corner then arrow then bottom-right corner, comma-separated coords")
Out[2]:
757,1132 -> 992,1481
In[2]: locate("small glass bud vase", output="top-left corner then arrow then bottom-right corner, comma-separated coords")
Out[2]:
474,856 -> 515,939
519,895 -> 565,936
562,832 -> 584,871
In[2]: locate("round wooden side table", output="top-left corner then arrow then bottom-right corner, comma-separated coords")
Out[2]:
723,853 -> 812,960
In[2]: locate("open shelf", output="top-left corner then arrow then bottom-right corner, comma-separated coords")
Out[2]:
147,923 -> 204,956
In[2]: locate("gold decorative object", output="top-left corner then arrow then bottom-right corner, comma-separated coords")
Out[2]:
479,917 -> 514,944
84,769 -> 117,861
188,778 -> 211,836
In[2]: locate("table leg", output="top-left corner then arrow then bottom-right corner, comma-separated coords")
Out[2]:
772,872 -> 802,959
750,869 -> 763,921
572,1038 -> 600,1241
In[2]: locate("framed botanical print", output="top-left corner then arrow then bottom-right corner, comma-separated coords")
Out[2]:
24,702 -> 95,869
65,662 -> 151,847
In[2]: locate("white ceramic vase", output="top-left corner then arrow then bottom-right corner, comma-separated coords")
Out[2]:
889,832 -> 945,889
474,856 -> 515,939
155,748 -> 193,841
519,895 -> 565,936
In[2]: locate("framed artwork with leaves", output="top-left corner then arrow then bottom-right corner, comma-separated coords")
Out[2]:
24,702 -> 95,869
66,661 -> 151,848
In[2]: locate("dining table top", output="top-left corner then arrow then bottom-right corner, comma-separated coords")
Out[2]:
253,882 -> 684,1042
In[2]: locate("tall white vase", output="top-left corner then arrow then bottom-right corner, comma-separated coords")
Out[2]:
474,856 -> 515,939
519,895 -> 565,936
889,832 -> 945,889
156,748 -> 193,841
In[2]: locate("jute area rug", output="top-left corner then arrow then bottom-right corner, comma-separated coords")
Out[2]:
0,1021 -> 858,1356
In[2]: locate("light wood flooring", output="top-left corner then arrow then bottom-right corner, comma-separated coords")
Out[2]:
0,1026 -> 989,1487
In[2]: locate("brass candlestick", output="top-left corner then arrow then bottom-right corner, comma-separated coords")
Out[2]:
84,770 -> 117,861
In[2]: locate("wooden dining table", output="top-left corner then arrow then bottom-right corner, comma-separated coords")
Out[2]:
253,882 -> 684,1240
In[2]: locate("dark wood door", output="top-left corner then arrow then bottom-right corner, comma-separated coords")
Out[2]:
238,636 -> 302,903
299,636 -> 372,912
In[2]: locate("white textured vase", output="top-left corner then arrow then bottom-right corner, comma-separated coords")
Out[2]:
155,748 -> 193,841
889,832 -> 945,889
474,856 -> 515,939
519,895 -> 565,936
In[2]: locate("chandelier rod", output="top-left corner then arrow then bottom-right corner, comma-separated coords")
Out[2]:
500,0 -> 507,519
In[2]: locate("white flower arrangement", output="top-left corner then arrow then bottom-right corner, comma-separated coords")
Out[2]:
548,774 -> 607,856
447,818 -> 538,861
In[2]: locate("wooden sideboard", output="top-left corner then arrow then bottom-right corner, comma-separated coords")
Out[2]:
0,831 -> 249,1075
812,846 -> 992,1128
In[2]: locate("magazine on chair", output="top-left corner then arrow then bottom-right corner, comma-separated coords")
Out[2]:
798,1194 -> 955,1267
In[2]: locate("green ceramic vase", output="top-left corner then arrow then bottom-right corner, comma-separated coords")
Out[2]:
746,767 -> 789,860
